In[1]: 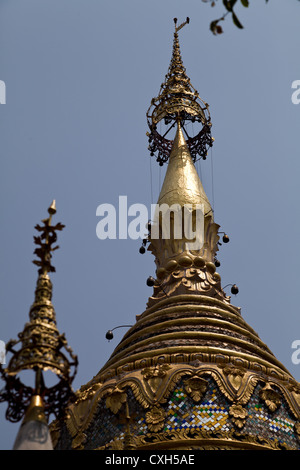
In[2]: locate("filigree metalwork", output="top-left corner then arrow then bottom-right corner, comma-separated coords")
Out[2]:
146,18 -> 213,166
0,202 -> 78,423
0,372 -> 32,423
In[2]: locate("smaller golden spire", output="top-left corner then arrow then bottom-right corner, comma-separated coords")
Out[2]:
0,201 -> 77,425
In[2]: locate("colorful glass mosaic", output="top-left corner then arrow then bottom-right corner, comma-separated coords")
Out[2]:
133,376 -> 232,437
54,377 -> 300,450
165,385 -> 230,432
242,384 -> 299,449
83,388 -> 147,449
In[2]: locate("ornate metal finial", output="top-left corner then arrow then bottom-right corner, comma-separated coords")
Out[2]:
173,16 -> 190,33
0,202 -> 78,423
146,18 -> 213,166
32,199 -> 64,275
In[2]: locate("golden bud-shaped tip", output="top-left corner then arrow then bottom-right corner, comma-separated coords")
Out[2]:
48,200 -> 57,215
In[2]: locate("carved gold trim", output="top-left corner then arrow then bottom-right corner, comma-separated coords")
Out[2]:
106,331 -> 280,371
96,345 -> 293,385
259,383 -> 282,412
105,388 -> 127,414
96,428 -> 294,451
229,404 -> 248,428
183,375 -> 208,402
295,422 -> 300,439
137,294 -> 241,319
145,405 -> 165,432
106,332 -> 277,369
61,362 -> 300,451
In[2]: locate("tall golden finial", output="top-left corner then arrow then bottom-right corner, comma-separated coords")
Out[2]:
145,20 -> 222,302
147,120 -> 220,286
0,202 -> 77,427
146,18 -> 213,166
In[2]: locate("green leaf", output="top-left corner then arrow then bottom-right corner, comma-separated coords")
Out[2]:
223,0 -> 231,11
241,0 -> 249,7
223,0 -> 238,11
232,11 -> 244,29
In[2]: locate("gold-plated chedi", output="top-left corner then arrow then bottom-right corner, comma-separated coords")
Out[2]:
50,20 -> 300,451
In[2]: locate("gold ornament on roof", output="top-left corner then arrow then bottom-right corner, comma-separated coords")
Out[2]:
0,201 -> 77,423
146,18 -> 213,166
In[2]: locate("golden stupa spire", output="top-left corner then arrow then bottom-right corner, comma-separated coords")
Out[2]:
145,17 -> 220,290
51,20 -> 300,452
147,118 -> 220,291
0,202 -> 77,448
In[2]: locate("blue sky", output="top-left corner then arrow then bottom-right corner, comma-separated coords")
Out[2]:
0,0 -> 300,450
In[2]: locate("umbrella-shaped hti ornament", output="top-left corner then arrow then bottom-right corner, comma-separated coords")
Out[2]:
0,201 -> 78,450
146,17 -> 214,166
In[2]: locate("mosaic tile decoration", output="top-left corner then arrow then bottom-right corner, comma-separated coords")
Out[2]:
83,400 -> 125,449
83,388 -> 147,449
55,377 -> 300,449
243,384 -> 299,449
79,377 -> 233,448
134,377 -> 232,437
164,382 -> 231,433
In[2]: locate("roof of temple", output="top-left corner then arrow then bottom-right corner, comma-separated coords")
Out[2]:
49,19 -> 300,451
